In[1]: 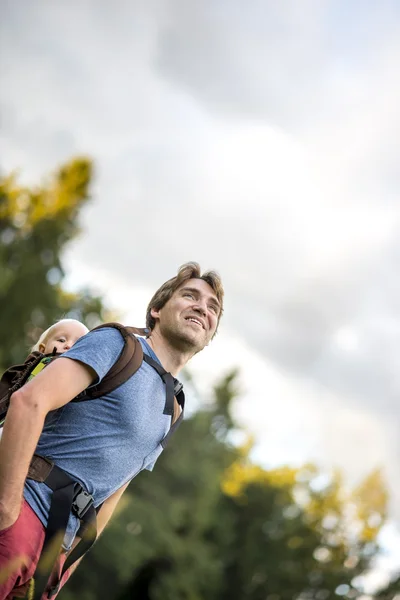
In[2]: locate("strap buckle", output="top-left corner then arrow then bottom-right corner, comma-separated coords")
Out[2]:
72,488 -> 94,519
174,379 -> 183,397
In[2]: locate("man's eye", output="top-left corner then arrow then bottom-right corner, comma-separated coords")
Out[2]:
209,305 -> 218,314
184,293 -> 194,299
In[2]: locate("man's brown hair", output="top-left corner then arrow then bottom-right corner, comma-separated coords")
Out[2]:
146,262 -> 224,335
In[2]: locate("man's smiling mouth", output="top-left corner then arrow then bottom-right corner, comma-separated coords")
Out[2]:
185,317 -> 204,329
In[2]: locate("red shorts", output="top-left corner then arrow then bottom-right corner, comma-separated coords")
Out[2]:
0,499 -> 69,600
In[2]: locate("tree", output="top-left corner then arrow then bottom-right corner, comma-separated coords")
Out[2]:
0,158 -> 108,371
215,461 -> 389,599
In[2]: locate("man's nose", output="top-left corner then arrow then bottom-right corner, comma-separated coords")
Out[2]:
193,302 -> 207,317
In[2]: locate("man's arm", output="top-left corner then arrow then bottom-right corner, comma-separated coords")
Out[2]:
0,357 -> 96,530
96,482 -> 130,536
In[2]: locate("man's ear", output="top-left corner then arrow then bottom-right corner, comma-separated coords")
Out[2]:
150,307 -> 160,321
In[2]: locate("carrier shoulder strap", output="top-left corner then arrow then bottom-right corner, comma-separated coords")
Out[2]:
142,354 -> 185,448
75,324 -> 185,445
75,322 -> 149,400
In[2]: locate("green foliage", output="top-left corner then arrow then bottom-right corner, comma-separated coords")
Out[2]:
59,372 -> 395,600
0,158 -> 108,370
215,461 -> 386,599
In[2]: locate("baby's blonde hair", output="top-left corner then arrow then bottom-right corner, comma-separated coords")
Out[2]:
32,319 -> 89,352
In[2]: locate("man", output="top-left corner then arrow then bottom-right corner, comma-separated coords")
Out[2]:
0,262 -> 224,599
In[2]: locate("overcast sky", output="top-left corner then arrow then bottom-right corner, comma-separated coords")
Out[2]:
1,0 -> 400,585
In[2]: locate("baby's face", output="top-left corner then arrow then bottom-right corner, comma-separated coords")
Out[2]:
40,322 -> 88,354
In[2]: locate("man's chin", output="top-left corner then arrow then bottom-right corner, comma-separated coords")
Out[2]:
173,330 -> 206,353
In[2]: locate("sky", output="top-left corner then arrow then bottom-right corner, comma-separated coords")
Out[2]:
1,0 -> 400,590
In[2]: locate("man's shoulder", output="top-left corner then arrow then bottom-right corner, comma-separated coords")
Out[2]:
61,327 -> 126,382
80,326 -> 125,347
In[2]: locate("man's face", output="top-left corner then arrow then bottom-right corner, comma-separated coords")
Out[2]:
151,278 -> 221,354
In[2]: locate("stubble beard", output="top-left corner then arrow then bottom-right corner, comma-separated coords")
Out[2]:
161,319 -> 206,355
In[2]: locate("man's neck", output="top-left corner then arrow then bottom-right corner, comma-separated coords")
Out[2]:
145,331 -> 194,377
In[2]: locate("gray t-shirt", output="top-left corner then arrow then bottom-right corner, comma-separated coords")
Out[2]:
24,327 -> 171,549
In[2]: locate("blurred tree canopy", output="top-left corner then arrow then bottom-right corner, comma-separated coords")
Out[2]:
60,371 -> 398,600
0,158 -> 108,370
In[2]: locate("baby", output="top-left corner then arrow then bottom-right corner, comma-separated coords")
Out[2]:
32,318 -> 89,354
0,319 -> 89,429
